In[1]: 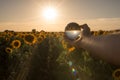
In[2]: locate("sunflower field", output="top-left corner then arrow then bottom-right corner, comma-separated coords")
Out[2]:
0,30 -> 120,80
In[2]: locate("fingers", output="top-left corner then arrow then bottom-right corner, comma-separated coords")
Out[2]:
64,33 -> 81,47
64,23 -> 91,47
80,24 -> 91,36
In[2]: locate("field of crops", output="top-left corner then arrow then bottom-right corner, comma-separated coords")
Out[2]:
0,30 -> 120,80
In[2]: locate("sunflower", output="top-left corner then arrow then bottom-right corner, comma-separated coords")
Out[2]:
112,69 -> 120,80
18,33 -> 25,38
24,34 -> 37,45
62,40 -> 67,49
5,47 -> 13,54
11,40 -> 21,49
68,47 -> 75,52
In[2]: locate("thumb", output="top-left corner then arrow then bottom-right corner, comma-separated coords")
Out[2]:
80,24 -> 91,37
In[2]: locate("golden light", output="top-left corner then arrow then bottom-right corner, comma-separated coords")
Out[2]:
42,7 -> 57,20
73,31 -> 77,34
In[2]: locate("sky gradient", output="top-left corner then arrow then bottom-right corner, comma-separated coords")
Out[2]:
0,0 -> 120,31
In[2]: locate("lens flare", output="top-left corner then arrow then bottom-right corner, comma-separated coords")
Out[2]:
68,61 -> 72,66
72,68 -> 77,75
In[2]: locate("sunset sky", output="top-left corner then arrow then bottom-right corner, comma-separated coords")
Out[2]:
0,0 -> 120,31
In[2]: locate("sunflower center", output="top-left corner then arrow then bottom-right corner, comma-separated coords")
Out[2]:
115,71 -> 120,77
6,48 -> 12,53
25,35 -> 34,43
7,49 -> 11,52
14,42 -> 19,47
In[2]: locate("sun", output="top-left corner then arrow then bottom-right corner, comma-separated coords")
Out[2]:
42,7 -> 57,20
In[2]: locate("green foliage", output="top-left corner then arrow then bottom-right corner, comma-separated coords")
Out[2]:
68,48 -> 115,80
0,30 -> 119,80
27,36 -> 72,80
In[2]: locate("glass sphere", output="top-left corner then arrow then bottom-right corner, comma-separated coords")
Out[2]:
65,30 -> 81,40
65,22 -> 81,40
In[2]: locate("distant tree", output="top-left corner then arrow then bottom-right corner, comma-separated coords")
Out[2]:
32,29 -> 36,33
98,30 -> 104,35
91,31 -> 94,35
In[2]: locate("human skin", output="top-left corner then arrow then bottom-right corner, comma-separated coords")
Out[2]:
65,23 -> 120,66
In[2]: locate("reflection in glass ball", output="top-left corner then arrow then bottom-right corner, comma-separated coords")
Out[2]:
65,22 -> 81,41
65,30 -> 81,40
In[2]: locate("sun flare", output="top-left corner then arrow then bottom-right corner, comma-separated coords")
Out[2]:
42,7 -> 57,20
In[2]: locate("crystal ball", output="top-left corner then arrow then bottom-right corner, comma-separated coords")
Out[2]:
65,22 -> 81,40
65,30 -> 81,40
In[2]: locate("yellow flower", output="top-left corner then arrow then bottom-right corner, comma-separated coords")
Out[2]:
18,33 -> 25,38
62,40 -> 67,49
11,40 -> 21,49
112,69 -> 120,80
5,47 -> 13,54
24,34 -> 37,45
5,37 -> 10,41
68,47 -> 75,52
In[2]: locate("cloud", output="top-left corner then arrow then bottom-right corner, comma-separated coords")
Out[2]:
75,18 -> 120,31
0,18 -> 120,32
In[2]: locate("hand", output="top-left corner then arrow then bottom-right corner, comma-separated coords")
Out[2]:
64,34 -> 80,47
64,23 -> 91,48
